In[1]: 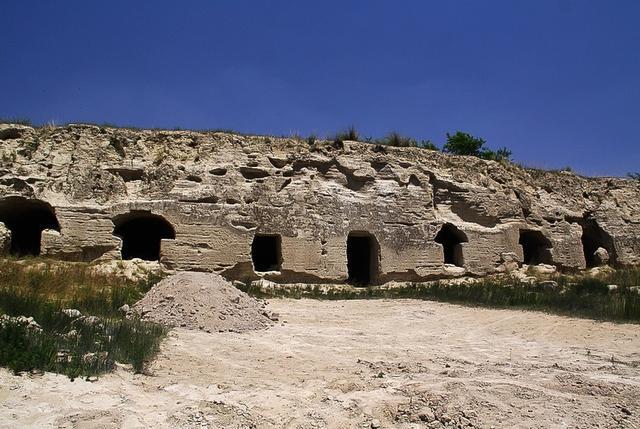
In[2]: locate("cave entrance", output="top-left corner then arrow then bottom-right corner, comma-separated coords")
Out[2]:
347,231 -> 379,286
580,219 -> 616,267
434,223 -> 467,267
251,234 -> 282,272
0,197 -> 60,256
519,230 -> 553,265
113,211 -> 175,261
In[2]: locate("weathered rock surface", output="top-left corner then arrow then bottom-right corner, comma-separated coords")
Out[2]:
0,223 -> 10,254
0,123 -> 639,283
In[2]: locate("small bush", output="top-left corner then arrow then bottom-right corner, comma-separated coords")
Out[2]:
444,131 -> 512,161
419,140 -> 439,150
334,126 -> 359,143
381,131 -> 417,147
480,146 -> 512,162
443,131 -> 486,156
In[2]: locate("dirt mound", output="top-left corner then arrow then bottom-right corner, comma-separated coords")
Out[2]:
134,272 -> 274,333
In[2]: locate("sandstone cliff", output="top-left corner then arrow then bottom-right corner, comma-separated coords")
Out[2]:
1,123 -> 638,284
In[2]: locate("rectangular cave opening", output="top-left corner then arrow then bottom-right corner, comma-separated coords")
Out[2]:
347,232 -> 379,286
251,234 -> 282,272
519,230 -> 553,265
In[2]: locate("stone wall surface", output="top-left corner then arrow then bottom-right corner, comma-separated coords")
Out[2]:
1,123 -> 639,283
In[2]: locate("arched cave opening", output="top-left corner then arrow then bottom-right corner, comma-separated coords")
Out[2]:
113,211 -> 175,261
580,219 -> 616,267
519,230 -> 553,265
0,196 -> 60,256
347,231 -> 380,286
251,234 -> 282,272
434,223 -> 467,267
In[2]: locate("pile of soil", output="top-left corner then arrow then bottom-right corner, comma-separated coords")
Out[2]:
133,272 -> 275,333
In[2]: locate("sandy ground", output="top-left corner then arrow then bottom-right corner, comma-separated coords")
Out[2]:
1,299 -> 639,429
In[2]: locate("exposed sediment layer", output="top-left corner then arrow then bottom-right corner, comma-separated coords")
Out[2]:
0,123 -> 638,284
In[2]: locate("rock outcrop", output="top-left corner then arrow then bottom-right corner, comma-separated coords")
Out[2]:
0,123 -> 638,284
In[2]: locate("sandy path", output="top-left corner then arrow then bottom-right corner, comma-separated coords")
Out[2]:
1,299 -> 639,428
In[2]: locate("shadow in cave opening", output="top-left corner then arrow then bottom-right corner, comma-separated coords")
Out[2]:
580,218 -> 617,267
435,223 -> 467,267
0,196 -> 60,256
251,234 -> 282,272
347,232 -> 379,286
113,211 -> 175,261
519,230 -> 553,265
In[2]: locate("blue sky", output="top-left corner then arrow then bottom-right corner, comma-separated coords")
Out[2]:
1,1 -> 639,176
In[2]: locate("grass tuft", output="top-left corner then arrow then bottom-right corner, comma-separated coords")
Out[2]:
334,126 -> 359,143
0,258 -> 166,378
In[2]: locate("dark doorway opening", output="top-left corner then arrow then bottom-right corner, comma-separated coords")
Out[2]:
434,223 -> 467,267
0,197 -> 60,256
580,218 -> 616,267
347,232 -> 379,286
113,211 -> 175,261
251,234 -> 282,272
519,230 -> 553,265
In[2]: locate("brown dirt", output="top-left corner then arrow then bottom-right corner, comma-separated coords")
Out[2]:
133,272 -> 274,333
1,299 -> 639,428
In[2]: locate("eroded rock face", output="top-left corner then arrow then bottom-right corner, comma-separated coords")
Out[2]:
0,123 -> 639,283
0,222 -> 11,255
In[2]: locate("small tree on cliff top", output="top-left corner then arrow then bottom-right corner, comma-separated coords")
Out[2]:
444,131 -> 486,156
444,131 -> 512,161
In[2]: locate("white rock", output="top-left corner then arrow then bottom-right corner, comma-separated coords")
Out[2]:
593,247 -> 610,265
62,309 -> 82,318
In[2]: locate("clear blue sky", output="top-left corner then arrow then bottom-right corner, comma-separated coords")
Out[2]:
1,1 -> 639,176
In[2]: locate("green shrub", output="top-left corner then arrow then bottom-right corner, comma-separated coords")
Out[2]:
480,146 -> 512,161
306,134 -> 317,145
443,131 -> 486,156
419,140 -> 439,150
443,131 -> 512,161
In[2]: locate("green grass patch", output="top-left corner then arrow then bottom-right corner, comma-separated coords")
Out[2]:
241,269 -> 640,322
0,258 -> 166,379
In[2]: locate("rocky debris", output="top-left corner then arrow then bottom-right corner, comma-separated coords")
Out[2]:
528,264 -> 557,275
0,314 -> 42,332
593,247 -> 610,265
538,280 -> 559,291
607,284 -> 619,292
90,259 -> 167,282
168,400 -> 266,428
61,308 -> 82,318
133,272 -> 274,333
392,392 -> 479,428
